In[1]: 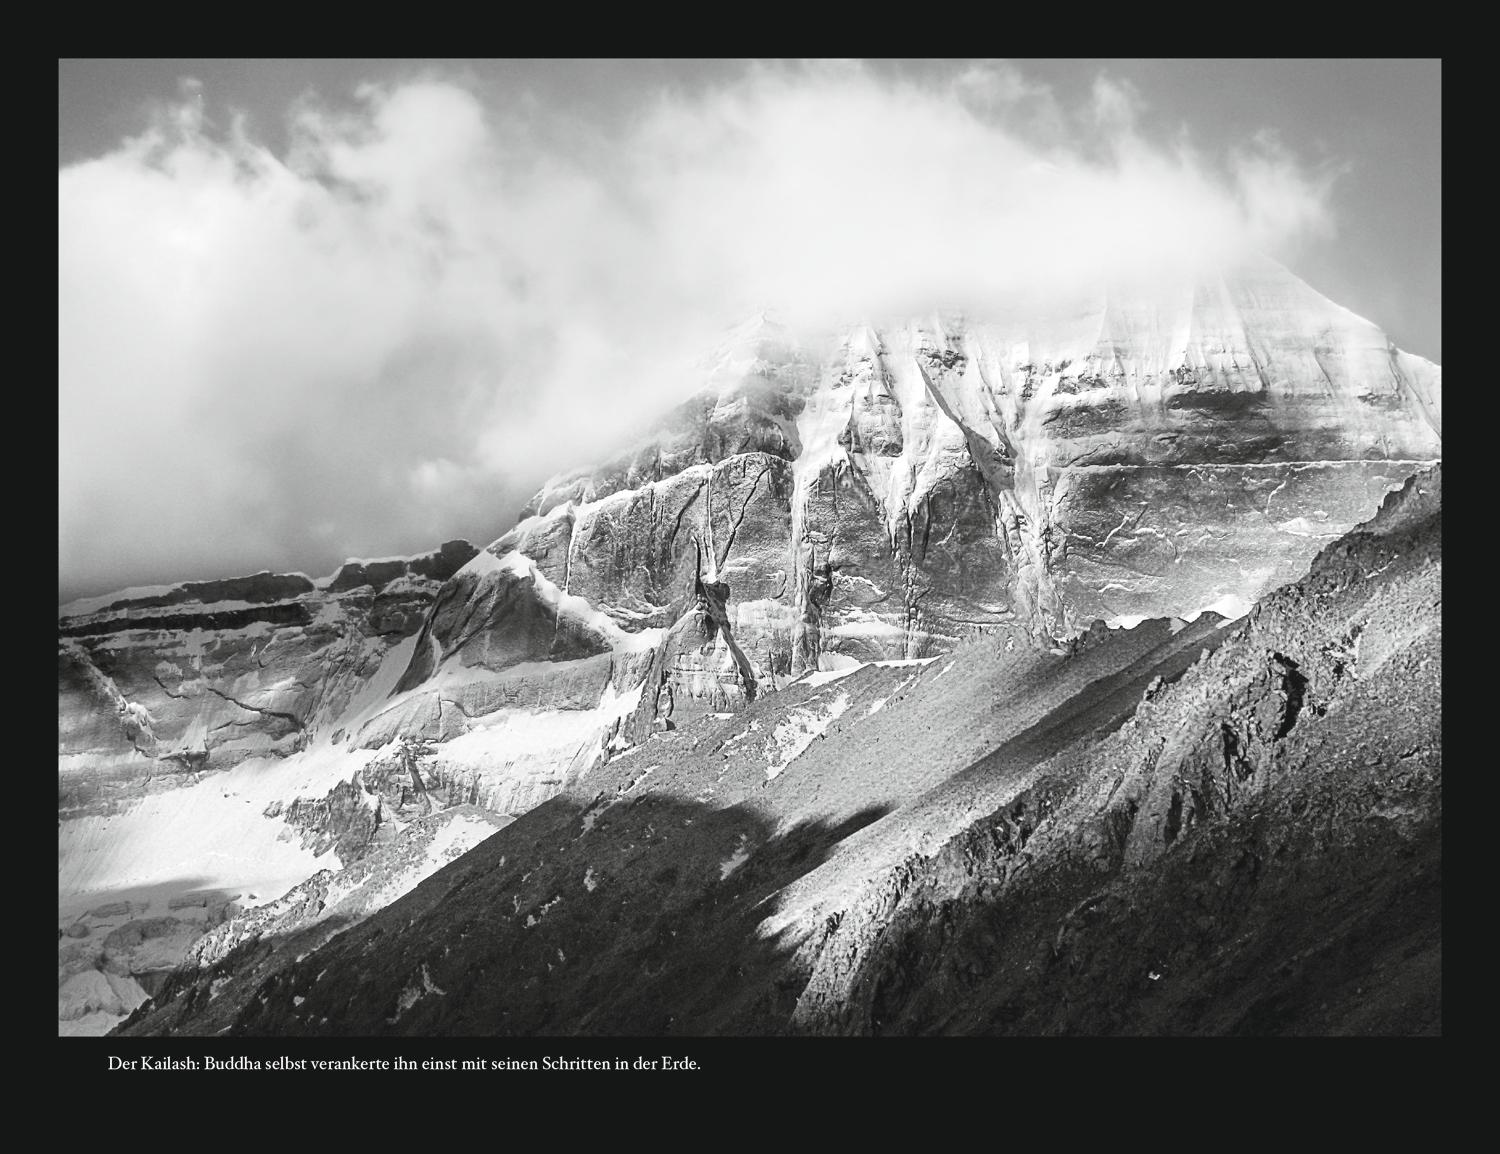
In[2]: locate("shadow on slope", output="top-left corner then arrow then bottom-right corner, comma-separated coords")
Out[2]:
800,468 -> 1441,1036
121,794 -> 889,1037
119,470 -> 1441,1039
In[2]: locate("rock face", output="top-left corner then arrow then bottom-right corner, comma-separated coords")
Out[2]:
121,467 -> 1438,1037
489,259 -> 1438,687
271,256 -> 1434,849
58,540 -> 480,820
65,258 -> 1441,1036
57,540 -> 485,1003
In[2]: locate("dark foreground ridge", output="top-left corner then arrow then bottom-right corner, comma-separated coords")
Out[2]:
119,468 -> 1440,1036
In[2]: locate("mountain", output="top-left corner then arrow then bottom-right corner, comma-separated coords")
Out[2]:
60,257 -> 1440,1034
513,257 -> 1438,663
117,465 -> 1442,1036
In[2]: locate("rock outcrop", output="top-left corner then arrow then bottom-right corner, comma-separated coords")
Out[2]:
58,540 -> 487,1034
495,260 -> 1439,677
58,540 -> 480,820
67,257 -> 1441,1037
120,467 -> 1438,1037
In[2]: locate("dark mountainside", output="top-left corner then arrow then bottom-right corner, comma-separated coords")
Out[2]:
65,262 -> 1440,1037
119,466 -> 1440,1037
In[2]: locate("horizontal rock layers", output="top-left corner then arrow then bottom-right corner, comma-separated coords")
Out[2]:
62,261 -> 1441,1029
58,540 -> 480,820
493,259 -> 1440,683
121,466 -> 1441,1037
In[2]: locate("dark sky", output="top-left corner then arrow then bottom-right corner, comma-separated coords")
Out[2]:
58,59 -> 1441,604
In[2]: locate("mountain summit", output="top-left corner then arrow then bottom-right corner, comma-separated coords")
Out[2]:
60,258 -> 1439,1035
501,257 -> 1439,659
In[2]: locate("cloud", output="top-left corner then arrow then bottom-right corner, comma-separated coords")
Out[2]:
58,61 -> 1337,600
1089,73 -> 1143,132
1230,129 -> 1340,251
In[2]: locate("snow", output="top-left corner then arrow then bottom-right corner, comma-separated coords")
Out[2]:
1184,594 -> 1251,623
59,582 -> 184,619
798,666 -> 861,688
825,618 -> 908,642
765,691 -> 851,781
63,594 -> 307,622
422,811 -> 502,868
311,549 -> 447,588
492,550 -> 663,654
430,677 -> 646,784
334,553 -> 412,568
719,833 -> 751,880
313,809 -> 505,934
58,741 -> 380,917
799,656 -> 933,688
58,969 -> 147,1021
1276,516 -> 1344,537
456,547 -> 508,579
524,894 -> 563,929
387,963 -> 447,1023
580,762 -> 660,835
321,632 -> 420,743
436,709 -> 595,766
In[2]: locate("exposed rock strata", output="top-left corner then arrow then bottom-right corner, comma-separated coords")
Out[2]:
117,467 -> 1440,1037
58,540 -> 479,819
474,262 -> 1439,699
68,261 -> 1440,1037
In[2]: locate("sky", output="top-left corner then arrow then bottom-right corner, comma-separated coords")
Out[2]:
58,59 -> 1441,604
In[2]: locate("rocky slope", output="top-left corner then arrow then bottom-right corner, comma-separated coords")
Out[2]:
58,542 -> 484,1032
67,257 -> 1439,1035
329,255 -> 1440,842
119,466 -> 1438,1036
59,539 -> 479,820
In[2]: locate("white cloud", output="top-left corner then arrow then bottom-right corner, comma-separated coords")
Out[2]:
1090,74 -> 1142,130
58,62 -> 1337,599
1231,130 -> 1340,251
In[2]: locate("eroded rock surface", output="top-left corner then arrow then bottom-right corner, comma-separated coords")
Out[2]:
70,260 -> 1440,1037
492,260 -> 1439,682
119,467 -> 1439,1037
58,540 -> 480,820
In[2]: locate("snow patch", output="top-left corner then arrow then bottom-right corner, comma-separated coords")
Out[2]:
59,582 -> 184,619
493,550 -> 663,654
1184,594 -> 1251,623
798,666 -> 862,687
58,741 -> 380,913
456,548 -> 508,578
802,655 -> 934,689
765,691 -> 851,780
1275,516 -> 1345,537
719,834 -> 751,880
422,812 -> 501,869
387,963 -> 446,1024
321,633 -> 420,743
524,894 -> 563,929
